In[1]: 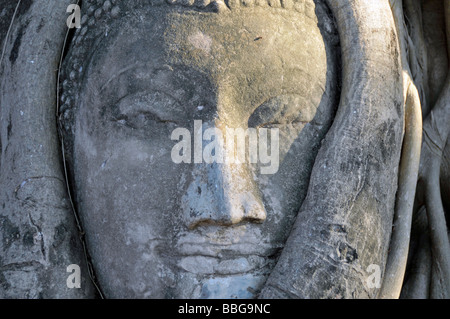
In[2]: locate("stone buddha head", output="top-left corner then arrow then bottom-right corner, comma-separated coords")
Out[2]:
59,0 -> 339,298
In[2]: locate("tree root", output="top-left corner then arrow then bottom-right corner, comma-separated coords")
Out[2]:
419,47 -> 450,297
422,139 -> 450,298
403,0 -> 429,115
385,0 -> 450,299
400,229 -> 431,299
380,72 -> 422,299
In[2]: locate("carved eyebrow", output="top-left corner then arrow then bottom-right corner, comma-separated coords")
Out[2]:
99,62 -> 178,94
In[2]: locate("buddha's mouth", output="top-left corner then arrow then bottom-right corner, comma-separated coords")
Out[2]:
176,242 -> 282,258
174,234 -> 283,275
177,254 -> 276,275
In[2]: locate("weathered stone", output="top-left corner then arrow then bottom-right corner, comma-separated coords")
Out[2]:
1,0 -> 448,300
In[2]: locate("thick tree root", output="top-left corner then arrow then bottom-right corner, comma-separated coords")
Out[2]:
388,0 -> 450,299
380,72 -> 422,299
419,45 -> 450,297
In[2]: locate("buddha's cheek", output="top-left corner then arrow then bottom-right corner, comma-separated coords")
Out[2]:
73,129 -> 186,297
77,125 -> 183,218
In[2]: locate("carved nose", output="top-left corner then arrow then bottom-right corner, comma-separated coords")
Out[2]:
182,161 -> 267,229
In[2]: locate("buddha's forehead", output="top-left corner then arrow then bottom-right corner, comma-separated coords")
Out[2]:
90,7 -> 327,92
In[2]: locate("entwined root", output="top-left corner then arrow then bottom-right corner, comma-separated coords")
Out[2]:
382,0 -> 450,299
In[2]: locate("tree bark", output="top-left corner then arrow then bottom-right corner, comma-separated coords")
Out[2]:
0,0 -> 96,298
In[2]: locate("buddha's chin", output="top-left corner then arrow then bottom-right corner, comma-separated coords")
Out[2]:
170,253 -> 277,298
175,271 -> 271,299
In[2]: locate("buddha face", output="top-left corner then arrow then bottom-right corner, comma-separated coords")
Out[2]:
70,5 -> 337,298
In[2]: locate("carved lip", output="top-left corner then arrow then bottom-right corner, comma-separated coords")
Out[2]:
175,242 -> 282,258
175,227 -> 284,259
176,254 -> 274,275
175,245 -> 281,275
173,231 -> 283,275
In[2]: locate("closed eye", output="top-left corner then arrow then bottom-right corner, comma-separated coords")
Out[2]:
248,94 -> 317,128
113,112 -> 178,130
112,90 -> 183,128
